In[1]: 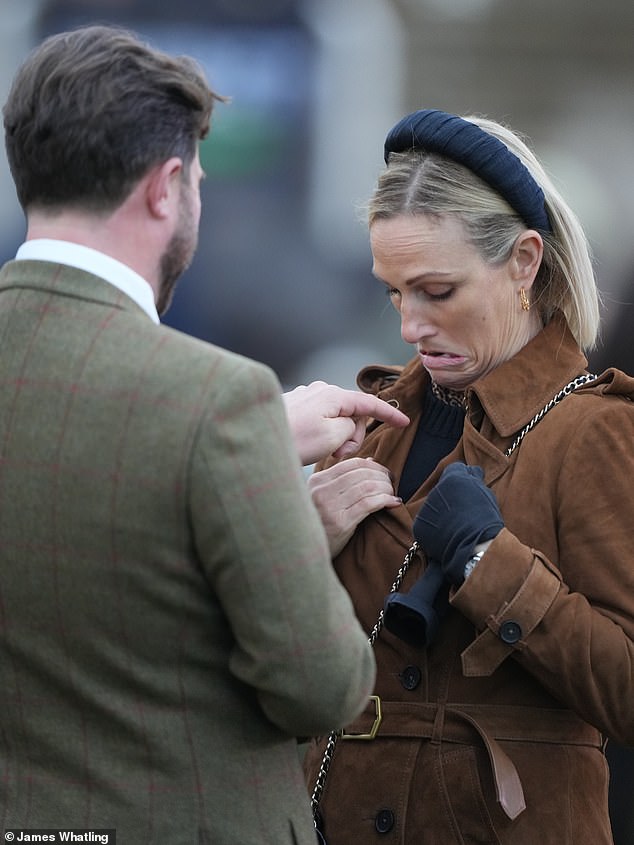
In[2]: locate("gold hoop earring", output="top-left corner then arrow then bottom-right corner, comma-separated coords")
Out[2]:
519,287 -> 530,312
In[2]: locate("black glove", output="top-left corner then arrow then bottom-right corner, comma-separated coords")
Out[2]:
413,462 -> 504,586
383,560 -> 450,646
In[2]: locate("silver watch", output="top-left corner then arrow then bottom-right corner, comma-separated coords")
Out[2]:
464,549 -> 485,580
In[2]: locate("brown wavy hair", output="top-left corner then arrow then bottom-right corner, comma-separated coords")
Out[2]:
3,24 -> 225,213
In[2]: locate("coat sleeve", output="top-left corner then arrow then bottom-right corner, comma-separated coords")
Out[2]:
187,354 -> 375,737
452,395 -> 634,745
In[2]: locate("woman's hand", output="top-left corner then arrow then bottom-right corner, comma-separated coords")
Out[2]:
413,462 -> 503,585
308,457 -> 402,557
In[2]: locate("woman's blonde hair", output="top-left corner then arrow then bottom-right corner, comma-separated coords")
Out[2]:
369,115 -> 600,351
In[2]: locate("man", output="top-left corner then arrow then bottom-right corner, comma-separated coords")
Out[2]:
0,25 -> 407,844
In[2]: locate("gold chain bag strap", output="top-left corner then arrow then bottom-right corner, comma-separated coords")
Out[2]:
310,372 -> 597,836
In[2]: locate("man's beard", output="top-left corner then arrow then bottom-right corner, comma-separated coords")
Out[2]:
156,193 -> 198,316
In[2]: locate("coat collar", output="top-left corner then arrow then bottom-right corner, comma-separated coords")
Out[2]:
349,314 -> 593,510
0,259 -> 155,322
358,312 -> 591,444
466,312 -> 588,437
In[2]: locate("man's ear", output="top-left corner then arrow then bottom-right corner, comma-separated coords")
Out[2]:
145,157 -> 183,219
510,230 -> 543,292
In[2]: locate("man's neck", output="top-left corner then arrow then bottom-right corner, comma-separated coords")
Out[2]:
25,196 -> 161,301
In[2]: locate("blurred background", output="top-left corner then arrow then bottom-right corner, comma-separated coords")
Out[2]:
0,0 -> 632,839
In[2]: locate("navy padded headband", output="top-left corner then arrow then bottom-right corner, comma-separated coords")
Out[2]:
384,109 -> 552,233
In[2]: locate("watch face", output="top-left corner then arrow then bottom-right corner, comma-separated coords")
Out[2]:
464,551 -> 484,580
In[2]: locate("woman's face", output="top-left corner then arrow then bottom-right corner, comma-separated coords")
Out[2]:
370,213 -> 543,390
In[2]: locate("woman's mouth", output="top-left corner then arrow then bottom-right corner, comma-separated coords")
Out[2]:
419,350 -> 467,370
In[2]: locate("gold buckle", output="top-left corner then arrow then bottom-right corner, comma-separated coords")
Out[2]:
340,695 -> 382,740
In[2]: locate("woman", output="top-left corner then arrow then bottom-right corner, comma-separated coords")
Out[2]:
303,109 -> 634,845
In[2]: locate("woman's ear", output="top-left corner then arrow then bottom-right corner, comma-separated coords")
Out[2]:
510,230 -> 543,291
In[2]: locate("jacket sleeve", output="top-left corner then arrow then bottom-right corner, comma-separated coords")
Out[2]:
452,395 -> 634,745
187,354 -> 375,737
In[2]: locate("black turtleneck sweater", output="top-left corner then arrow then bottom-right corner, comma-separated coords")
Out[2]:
398,382 -> 465,502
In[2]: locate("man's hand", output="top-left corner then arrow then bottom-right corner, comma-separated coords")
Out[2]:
308,458 -> 402,557
283,381 -> 409,466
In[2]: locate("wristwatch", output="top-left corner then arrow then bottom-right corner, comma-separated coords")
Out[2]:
464,549 -> 485,580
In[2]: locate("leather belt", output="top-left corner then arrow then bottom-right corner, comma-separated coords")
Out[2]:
340,700 -> 602,821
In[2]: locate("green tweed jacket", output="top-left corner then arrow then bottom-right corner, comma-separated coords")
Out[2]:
0,259 -> 375,844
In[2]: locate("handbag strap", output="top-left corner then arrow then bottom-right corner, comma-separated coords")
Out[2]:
310,541 -> 419,821
504,373 -> 597,456
310,371 -> 598,825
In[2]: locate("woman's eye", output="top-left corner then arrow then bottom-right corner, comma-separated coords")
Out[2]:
426,288 -> 453,301
383,285 -> 454,303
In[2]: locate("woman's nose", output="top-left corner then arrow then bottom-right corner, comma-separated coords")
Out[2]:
400,304 -> 434,345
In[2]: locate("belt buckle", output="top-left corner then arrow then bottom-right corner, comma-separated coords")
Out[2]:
340,695 -> 382,740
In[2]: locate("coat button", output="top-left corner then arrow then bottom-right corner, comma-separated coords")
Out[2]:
499,620 -> 522,644
375,809 -> 395,834
400,665 -> 421,690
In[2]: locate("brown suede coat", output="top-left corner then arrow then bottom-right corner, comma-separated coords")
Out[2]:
304,314 -> 634,844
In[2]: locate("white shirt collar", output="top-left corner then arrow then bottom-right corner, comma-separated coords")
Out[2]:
15,239 -> 160,324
